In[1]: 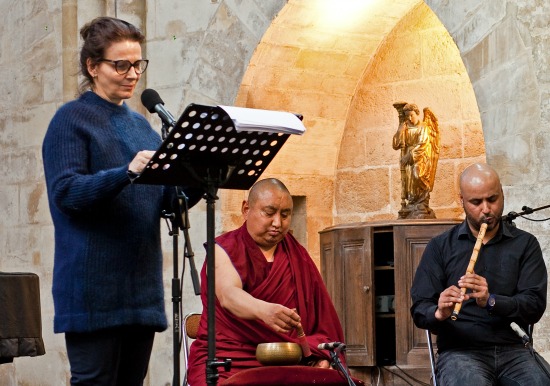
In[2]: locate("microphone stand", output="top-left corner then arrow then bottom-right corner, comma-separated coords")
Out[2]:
530,346 -> 550,380
511,324 -> 550,381
502,203 -> 550,226
158,120 -> 201,386
327,346 -> 356,386
161,205 -> 183,386
179,190 -> 201,297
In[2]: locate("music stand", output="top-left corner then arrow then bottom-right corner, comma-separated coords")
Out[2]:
136,103 -> 300,385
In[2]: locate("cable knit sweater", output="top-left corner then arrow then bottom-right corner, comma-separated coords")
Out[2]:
43,91 -> 169,333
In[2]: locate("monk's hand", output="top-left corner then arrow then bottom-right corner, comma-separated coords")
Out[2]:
311,359 -> 331,369
261,303 -> 301,333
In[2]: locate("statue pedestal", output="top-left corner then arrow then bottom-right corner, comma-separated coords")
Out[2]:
398,203 -> 436,219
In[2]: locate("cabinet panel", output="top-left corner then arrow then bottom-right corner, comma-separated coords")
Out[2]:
321,231 -> 339,311
394,224 -> 457,366
320,220 -> 460,381
320,226 -> 374,366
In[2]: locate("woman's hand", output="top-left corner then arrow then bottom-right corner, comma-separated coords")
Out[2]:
128,150 -> 155,174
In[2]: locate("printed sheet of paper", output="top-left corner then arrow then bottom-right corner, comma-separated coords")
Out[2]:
219,105 -> 306,135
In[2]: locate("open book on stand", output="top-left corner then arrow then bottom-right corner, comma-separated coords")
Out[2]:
135,104 -> 306,190
219,105 -> 306,135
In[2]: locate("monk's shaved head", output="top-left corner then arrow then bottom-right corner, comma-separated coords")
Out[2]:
247,178 -> 291,207
242,178 -> 293,251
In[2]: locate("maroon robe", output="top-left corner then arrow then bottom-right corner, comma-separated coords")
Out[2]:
187,223 -> 345,385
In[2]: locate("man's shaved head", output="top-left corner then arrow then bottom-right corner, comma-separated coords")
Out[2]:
459,163 -> 502,195
459,163 -> 504,235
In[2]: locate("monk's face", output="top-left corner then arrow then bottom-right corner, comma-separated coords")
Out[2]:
242,187 -> 293,250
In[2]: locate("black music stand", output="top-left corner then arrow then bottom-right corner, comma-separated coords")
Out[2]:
136,103 -> 300,385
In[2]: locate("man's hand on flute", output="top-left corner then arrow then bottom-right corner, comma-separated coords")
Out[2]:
458,272 -> 490,308
436,285 -> 464,321
436,272 -> 490,321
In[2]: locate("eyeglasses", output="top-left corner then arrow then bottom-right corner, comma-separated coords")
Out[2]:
98,59 -> 149,75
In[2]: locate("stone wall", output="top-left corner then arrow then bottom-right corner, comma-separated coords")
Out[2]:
233,0 -> 427,263
0,1 -> 286,384
1,0 -> 550,384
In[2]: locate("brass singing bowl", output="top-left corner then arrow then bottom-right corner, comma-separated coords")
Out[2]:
256,342 -> 302,366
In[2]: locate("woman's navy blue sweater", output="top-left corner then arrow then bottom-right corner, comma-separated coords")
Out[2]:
43,91 -> 169,333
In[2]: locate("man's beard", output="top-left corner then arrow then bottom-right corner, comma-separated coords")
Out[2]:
466,211 -> 502,232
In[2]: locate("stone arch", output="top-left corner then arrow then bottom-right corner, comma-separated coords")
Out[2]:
227,0 -> 490,265
335,3 -> 484,224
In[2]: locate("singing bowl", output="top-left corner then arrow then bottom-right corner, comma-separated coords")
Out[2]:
256,342 -> 302,366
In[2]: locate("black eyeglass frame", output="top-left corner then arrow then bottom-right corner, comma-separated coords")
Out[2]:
98,59 -> 149,75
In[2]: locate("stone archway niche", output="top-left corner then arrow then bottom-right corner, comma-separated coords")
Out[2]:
225,0 -> 484,266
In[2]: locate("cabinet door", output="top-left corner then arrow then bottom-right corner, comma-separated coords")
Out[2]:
320,227 -> 375,366
393,224 -> 455,365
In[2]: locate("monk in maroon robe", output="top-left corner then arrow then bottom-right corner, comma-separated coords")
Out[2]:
187,178 -> 347,385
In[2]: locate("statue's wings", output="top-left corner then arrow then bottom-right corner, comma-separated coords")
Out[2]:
421,107 -> 440,190
423,107 -> 439,154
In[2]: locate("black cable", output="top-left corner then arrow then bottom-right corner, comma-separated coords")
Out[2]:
528,345 -> 550,380
380,366 -> 415,386
334,366 -> 355,386
503,204 -> 550,225
179,242 -> 188,346
371,366 -> 381,386
394,364 -> 431,386
328,349 -> 356,386
517,215 -> 550,222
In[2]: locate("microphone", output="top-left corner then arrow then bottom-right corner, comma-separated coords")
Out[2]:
510,322 -> 530,346
141,88 -> 176,128
318,342 -> 345,350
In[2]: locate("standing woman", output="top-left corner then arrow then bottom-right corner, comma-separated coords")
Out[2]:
42,17 -> 199,385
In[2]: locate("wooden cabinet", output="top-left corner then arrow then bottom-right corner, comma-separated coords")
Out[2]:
319,220 -> 460,383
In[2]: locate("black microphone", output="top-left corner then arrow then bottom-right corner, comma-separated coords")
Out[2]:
510,322 -> 530,346
141,88 -> 176,128
318,342 -> 345,350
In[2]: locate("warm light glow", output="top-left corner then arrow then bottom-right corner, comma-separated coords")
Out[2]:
314,0 -> 378,30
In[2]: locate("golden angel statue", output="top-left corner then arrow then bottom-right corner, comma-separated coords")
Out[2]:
392,102 -> 440,219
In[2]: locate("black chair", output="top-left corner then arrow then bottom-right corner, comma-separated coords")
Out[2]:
425,330 -> 437,386
182,312 -> 201,385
